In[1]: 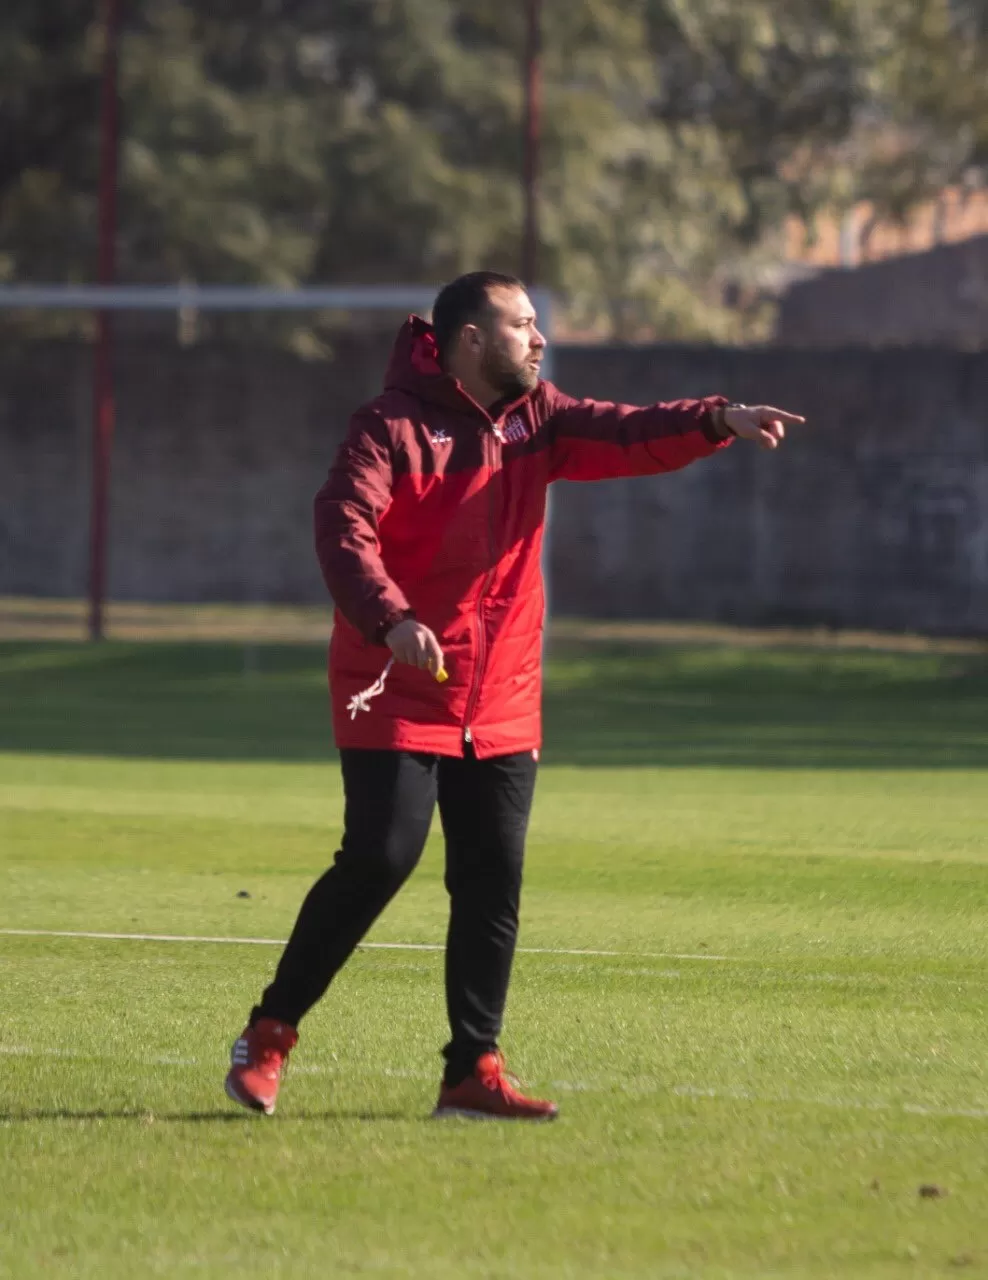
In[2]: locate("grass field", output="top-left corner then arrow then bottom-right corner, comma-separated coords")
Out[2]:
2,628 -> 988,1278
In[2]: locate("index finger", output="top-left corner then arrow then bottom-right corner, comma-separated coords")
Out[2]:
761,407 -> 805,425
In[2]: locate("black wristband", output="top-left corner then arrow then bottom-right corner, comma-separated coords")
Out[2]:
721,403 -> 748,437
373,609 -> 415,646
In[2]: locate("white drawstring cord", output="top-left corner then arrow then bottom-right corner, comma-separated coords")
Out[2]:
347,657 -> 394,720
346,657 -> 448,720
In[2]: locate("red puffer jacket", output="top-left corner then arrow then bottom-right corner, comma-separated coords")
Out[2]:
315,316 -> 731,758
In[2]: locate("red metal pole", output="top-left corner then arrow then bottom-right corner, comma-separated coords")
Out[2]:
88,0 -> 120,642
521,0 -> 542,286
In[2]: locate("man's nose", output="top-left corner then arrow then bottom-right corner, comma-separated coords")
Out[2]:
532,329 -> 546,350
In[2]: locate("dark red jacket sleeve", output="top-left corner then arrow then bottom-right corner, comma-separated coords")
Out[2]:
544,382 -> 732,481
313,410 -> 413,644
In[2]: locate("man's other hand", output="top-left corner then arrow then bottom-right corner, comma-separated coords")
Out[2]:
385,618 -> 445,675
719,404 -> 806,451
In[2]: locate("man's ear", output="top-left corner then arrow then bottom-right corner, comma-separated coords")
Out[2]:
461,323 -> 484,355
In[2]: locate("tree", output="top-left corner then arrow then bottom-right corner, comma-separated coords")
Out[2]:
2,0 -> 986,344
854,0 -> 988,217
0,1 -> 101,285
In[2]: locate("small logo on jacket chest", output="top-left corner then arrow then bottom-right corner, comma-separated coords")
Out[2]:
429,428 -> 452,447
499,412 -> 530,444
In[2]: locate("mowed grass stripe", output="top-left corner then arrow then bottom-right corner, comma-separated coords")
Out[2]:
2,636 -> 988,769
2,937 -> 986,1103
5,929 -> 988,993
4,1046 -> 988,1125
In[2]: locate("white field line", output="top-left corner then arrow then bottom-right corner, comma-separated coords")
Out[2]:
5,927 -> 987,997
2,1043 -> 986,1123
2,929 -> 985,988
0,928 -> 728,962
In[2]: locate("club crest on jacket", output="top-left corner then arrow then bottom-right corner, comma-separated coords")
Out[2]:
501,412 -> 529,444
430,428 -> 452,446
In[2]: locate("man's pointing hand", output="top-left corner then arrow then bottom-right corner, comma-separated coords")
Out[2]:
716,404 -> 806,451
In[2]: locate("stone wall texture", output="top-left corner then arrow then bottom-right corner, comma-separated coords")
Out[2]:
2,337 -> 987,635
776,234 -> 988,348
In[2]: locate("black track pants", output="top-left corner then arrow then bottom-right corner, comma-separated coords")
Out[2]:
253,745 -> 538,1081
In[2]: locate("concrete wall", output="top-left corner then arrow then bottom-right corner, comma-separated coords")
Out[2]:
776,234 -> 988,348
2,338 -> 987,634
550,346 -> 988,634
0,336 -> 390,605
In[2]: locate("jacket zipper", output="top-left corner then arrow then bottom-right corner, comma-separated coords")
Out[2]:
463,423 -> 501,744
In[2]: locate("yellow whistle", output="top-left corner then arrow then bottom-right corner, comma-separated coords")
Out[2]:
435,668 -> 449,683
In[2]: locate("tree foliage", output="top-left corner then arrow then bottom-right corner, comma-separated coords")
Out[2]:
1,0 -> 984,342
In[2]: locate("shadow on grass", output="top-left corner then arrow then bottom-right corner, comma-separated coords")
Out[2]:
0,1107 -> 411,1123
1,639 -> 987,769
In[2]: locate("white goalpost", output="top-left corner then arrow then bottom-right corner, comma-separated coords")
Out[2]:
0,283 -> 554,330
0,283 -> 556,641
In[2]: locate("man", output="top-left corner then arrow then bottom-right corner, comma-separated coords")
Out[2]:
224,270 -> 804,1121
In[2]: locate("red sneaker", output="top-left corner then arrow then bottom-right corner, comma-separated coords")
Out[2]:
433,1052 -> 559,1121
224,1017 -> 298,1116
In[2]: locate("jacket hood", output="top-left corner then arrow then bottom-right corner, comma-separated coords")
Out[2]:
383,315 -> 534,420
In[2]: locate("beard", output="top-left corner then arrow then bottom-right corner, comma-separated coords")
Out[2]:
480,341 -> 540,399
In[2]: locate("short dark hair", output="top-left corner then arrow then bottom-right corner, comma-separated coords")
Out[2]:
431,271 -> 524,362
